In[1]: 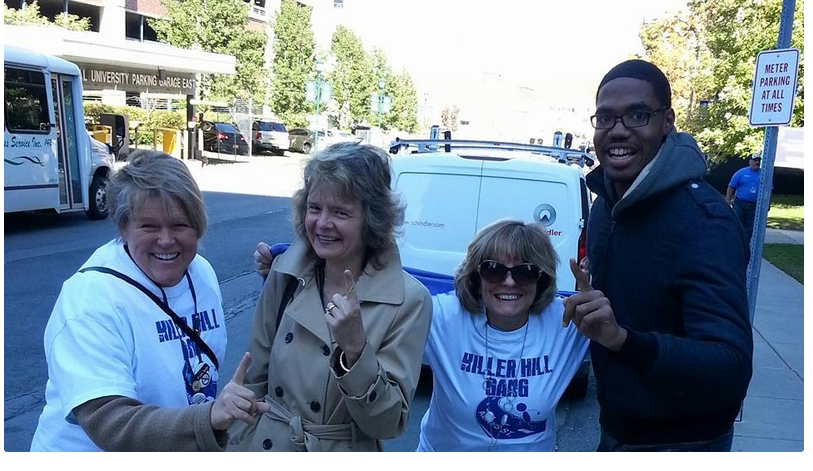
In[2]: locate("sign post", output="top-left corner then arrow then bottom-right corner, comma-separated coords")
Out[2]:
744,0 -> 800,324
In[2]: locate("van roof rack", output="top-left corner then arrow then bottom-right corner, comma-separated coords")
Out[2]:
388,139 -> 594,167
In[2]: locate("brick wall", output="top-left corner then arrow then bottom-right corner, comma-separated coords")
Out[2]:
126,0 -> 167,16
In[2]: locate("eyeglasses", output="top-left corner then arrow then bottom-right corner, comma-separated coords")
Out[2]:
478,260 -> 550,287
590,106 -> 669,130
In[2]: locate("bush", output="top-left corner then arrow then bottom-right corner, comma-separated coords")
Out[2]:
83,104 -> 186,147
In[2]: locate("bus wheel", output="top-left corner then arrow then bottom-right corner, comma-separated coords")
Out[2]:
87,175 -> 109,220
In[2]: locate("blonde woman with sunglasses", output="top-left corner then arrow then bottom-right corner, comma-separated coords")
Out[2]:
414,219 -> 588,451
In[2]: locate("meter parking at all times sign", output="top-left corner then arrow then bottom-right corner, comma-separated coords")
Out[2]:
748,48 -> 800,126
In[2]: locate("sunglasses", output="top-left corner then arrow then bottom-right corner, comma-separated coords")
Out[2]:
478,260 -> 551,287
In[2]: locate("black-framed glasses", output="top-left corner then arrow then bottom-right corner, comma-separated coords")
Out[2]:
590,106 -> 669,130
478,260 -> 550,287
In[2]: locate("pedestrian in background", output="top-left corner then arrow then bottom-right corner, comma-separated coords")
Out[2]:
726,153 -> 771,242
228,142 -> 432,451
564,59 -> 753,452
31,150 -> 267,451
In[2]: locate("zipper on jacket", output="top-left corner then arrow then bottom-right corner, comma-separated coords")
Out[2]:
602,219 -> 616,284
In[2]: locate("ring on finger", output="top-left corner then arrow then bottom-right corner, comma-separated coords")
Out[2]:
325,302 -> 337,315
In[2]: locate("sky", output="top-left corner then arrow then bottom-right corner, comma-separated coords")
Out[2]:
326,0 -> 691,98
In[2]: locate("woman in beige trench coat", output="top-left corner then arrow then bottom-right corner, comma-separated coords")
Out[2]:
228,142 -> 432,452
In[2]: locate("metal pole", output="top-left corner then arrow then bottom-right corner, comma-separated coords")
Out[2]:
314,70 -> 321,153
746,0 -> 796,323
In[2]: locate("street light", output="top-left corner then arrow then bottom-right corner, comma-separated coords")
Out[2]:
308,56 -> 334,153
378,77 -> 386,129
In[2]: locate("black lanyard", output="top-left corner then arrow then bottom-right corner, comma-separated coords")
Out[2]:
78,266 -> 219,371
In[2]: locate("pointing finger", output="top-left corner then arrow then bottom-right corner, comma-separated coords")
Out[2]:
231,352 -> 252,385
570,258 -> 592,292
343,270 -> 357,300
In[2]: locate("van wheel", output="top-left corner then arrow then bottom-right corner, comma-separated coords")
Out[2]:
303,142 -> 312,154
86,175 -> 109,220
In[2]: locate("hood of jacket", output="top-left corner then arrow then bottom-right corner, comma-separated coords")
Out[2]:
587,130 -> 708,217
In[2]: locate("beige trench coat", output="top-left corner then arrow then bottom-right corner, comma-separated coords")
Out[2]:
228,238 -> 432,451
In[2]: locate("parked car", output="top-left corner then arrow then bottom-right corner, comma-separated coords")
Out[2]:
288,128 -> 360,154
288,128 -> 321,154
200,121 -> 249,156
252,119 -> 289,155
389,138 -> 594,399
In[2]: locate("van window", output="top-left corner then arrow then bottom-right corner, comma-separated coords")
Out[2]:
257,121 -> 287,132
4,67 -> 51,133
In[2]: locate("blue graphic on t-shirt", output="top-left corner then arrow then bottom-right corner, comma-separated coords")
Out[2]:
476,396 -> 547,439
462,351 -> 551,440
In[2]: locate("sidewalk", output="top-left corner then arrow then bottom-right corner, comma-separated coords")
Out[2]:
732,231 -> 804,451
764,228 -> 804,244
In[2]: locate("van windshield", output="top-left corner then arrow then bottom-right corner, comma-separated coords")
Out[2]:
257,121 -> 287,132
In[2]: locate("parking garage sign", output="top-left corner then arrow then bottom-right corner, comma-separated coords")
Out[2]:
749,48 -> 800,126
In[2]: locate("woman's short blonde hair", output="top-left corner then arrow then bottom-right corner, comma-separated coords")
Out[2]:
291,142 -> 404,269
107,150 -> 207,237
454,219 -> 558,314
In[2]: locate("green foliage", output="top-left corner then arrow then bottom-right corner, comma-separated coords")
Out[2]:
4,2 -> 90,31
269,0 -> 315,128
639,0 -> 804,162
389,71 -> 420,133
83,103 -> 185,146
330,26 -> 375,128
766,194 -> 804,231
762,244 -> 803,283
150,0 -> 267,103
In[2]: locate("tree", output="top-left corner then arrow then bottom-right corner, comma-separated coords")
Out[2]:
639,0 -> 804,161
370,49 -> 395,128
389,70 -> 420,133
441,106 -> 460,132
150,0 -> 267,104
269,0 -> 315,128
330,26 -> 375,128
4,1 -> 90,31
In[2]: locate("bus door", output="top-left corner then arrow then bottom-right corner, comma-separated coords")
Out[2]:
50,74 -> 83,210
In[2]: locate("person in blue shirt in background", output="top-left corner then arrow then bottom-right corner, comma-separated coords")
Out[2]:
726,153 -> 771,242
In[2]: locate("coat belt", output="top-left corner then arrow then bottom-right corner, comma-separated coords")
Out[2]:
263,395 -> 361,451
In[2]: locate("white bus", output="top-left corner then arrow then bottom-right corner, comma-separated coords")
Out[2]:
4,45 -> 110,219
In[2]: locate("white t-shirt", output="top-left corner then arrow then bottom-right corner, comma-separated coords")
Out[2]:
417,293 -> 589,452
30,239 -> 226,451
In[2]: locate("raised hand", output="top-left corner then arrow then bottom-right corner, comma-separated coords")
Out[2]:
562,258 -> 627,351
210,352 -> 270,430
254,242 -> 274,278
324,270 -> 367,367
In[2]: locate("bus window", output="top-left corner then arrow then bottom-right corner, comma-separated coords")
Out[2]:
4,67 -> 51,133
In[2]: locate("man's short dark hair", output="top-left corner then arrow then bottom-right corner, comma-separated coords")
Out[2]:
597,59 -> 672,108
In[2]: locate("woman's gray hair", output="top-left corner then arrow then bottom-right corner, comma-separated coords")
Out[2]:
291,141 -> 404,269
454,219 -> 558,314
107,150 -> 207,238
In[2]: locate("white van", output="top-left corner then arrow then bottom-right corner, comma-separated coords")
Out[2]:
4,45 -> 111,219
390,140 -> 592,293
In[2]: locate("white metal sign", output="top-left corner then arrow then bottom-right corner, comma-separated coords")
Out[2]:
749,48 -> 800,126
